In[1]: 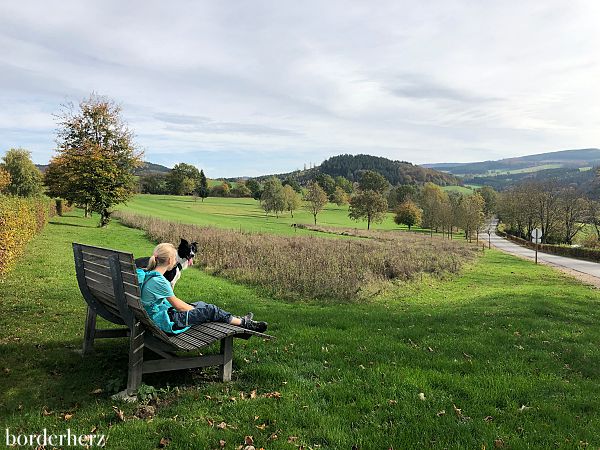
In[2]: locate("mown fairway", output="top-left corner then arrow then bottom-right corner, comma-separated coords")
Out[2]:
115,194 -> 424,236
1,211 -> 600,449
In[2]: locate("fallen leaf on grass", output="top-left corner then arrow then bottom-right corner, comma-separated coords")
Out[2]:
245,436 -> 254,445
287,436 -> 298,443
217,422 -> 227,430
42,408 -> 53,416
268,433 -> 278,440
452,404 -> 471,422
388,400 -> 397,405
263,391 -> 282,399
63,413 -> 73,421
256,423 -> 267,430
219,439 -> 226,447
436,410 -> 446,417
135,405 -> 156,420
418,393 -> 426,401
112,406 -> 124,422
158,437 -> 170,447
428,347 -> 434,352
494,438 -> 504,448
90,388 -> 103,395
484,416 -> 494,422
207,418 -> 214,427
518,405 -> 530,412
250,390 -> 257,399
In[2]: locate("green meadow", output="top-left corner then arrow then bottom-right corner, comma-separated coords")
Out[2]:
116,194 -> 428,236
1,203 -> 599,448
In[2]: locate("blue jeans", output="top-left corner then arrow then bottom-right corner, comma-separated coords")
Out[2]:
169,302 -> 233,329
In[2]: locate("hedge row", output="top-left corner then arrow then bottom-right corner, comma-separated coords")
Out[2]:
0,196 -> 57,276
496,230 -> 600,263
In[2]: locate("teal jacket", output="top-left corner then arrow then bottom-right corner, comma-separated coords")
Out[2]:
136,268 -> 189,334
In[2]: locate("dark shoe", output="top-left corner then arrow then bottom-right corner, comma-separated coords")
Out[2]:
242,318 -> 268,333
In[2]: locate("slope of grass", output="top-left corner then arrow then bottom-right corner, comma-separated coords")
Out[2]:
1,212 -> 600,448
115,194 -> 437,236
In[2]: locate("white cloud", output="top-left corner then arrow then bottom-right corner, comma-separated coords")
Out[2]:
0,0 -> 599,176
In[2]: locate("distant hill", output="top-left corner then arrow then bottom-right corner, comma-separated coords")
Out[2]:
424,148 -> 600,195
36,161 -> 171,176
251,154 -> 461,187
424,148 -> 600,176
134,161 -> 171,176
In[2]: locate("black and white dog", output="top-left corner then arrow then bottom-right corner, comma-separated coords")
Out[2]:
135,238 -> 198,288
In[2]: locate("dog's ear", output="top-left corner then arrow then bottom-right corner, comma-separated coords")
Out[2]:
180,237 -> 189,246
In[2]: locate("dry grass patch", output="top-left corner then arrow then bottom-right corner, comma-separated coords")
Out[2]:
114,211 -> 479,301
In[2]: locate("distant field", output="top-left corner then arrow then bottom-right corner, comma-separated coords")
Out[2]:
116,194 -> 443,236
442,185 -> 475,195
208,179 -> 238,188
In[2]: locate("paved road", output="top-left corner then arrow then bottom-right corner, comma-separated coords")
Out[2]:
480,220 -> 600,284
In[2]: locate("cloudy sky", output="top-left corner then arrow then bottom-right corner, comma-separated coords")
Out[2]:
1,1 -> 599,177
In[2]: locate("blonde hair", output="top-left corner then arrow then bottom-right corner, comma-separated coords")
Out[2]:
146,243 -> 177,271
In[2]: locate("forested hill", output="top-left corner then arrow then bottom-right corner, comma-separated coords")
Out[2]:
253,154 -> 461,186
319,154 -> 460,186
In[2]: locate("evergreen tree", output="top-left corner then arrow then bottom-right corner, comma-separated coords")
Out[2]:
198,169 -> 209,201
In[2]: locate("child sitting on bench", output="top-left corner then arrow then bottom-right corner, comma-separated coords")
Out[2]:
137,243 -> 268,334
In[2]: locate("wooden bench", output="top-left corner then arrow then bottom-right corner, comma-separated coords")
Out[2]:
73,243 -> 272,395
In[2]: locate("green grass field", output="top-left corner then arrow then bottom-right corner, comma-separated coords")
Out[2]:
441,185 -> 475,195
1,210 -> 600,449
115,194 -> 442,237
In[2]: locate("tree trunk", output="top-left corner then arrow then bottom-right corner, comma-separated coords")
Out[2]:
99,209 -> 111,227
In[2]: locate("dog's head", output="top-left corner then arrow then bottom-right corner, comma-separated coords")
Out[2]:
177,238 -> 198,267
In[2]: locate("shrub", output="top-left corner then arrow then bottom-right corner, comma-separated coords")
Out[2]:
0,196 -> 55,275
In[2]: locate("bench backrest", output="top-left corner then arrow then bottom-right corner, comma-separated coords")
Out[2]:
73,243 -> 172,343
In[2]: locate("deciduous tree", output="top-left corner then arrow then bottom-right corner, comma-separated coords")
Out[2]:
349,190 -> 388,230
261,177 -> 286,217
282,184 -> 301,217
1,148 -> 43,197
46,94 -> 142,226
304,181 -> 328,225
394,200 -> 422,230
0,166 -> 11,193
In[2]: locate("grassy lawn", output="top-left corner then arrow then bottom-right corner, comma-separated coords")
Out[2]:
115,194 -> 450,237
441,185 -> 475,195
1,212 -> 600,448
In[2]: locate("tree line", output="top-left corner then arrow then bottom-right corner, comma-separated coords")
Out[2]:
497,180 -> 600,246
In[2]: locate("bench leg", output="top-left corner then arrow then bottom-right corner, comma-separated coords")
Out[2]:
126,322 -> 145,394
82,306 -> 97,355
219,336 -> 233,382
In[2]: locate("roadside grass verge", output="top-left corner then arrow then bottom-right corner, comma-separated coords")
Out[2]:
1,212 -> 599,448
114,211 -> 478,301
